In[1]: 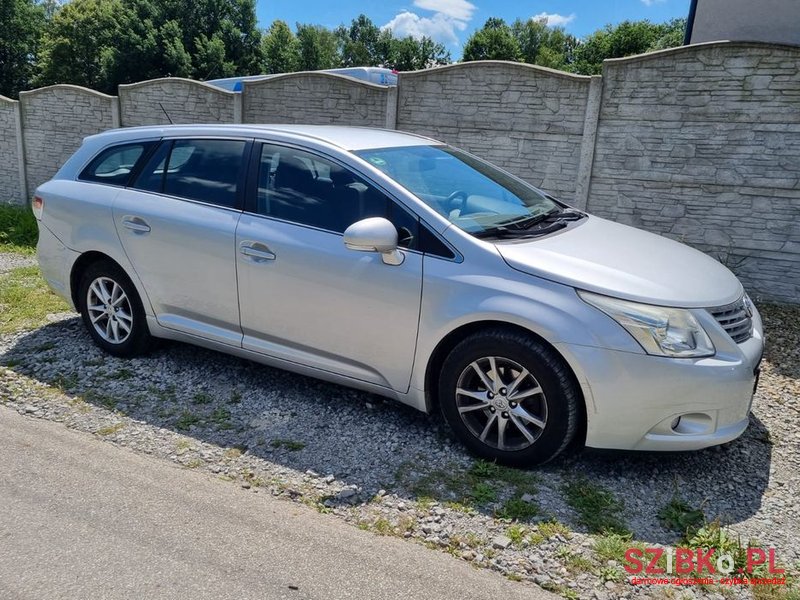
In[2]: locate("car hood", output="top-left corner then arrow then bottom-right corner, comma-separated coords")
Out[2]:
497,216 -> 743,308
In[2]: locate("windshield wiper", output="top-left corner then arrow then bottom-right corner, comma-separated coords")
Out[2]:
473,220 -> 569,240
471,225 -> 525,239
473,207 -> 585,240
503,208 -> 562,230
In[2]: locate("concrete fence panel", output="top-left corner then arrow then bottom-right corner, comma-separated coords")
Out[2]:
588,42 -> 800,303
0,96 -> 26,204
397,61 -> 593,203
119,78 -> 238,127
242,73 -> 389,126
19,85 -> 119,195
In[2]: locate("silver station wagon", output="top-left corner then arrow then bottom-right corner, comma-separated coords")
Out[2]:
34,125 -> 763,466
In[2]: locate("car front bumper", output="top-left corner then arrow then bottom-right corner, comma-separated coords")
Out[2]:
556,307 -> 764,452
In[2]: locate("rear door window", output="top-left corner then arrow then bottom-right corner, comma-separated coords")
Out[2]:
131,139 -> 248,209
80,142 -> 154,187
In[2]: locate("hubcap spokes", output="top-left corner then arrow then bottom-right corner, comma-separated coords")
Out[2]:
87,277 -> 132,345
455,356 -> 548,451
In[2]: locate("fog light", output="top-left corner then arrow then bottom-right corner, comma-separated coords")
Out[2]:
670,416 -> 682,431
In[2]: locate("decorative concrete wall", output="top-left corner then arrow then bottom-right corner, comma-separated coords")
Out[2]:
587,43 -> 800,303
397,62 -> 594,203
2,43 -> 799,302
19,85 -> 119,196
242,73 -> 389,126
119,78 -> 238,126
0,96 -> 25,203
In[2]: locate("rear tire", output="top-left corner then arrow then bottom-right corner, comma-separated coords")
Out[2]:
438,328 -> 579,467
78,260 -> 152,357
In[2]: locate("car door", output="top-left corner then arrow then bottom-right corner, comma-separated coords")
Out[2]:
113,137 -> 251,346
235,141 -> 423,392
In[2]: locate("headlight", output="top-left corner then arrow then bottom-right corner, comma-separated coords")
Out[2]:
578,291 -> 715,358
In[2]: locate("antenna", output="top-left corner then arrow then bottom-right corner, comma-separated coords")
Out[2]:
158,102 -> 174,125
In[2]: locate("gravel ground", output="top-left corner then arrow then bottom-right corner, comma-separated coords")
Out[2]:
0,252 -> 36,273
1,302 -> 798,600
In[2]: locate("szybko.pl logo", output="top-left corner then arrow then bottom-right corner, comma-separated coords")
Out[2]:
624,547 -> 786,586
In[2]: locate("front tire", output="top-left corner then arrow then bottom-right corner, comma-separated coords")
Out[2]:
78,261 -> 152,357
438,328 -> 579,467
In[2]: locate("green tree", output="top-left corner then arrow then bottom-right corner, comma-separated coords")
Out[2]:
195,33 -> 234,79
572,19 -> 683,74
337,14 -> 382,66
0,0 -> 46,97
510,17 -> 578,71
387,36 -> 450,71
650,18 -> 687,51
462,18 -> 521,62
35,0 -> 122,92
296,24 -> 340,70
261,20 -> 299,73
36,0 -> 263,90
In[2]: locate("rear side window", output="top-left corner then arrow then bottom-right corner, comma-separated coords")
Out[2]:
132,139 -> 248,209
79,142 -> 154,186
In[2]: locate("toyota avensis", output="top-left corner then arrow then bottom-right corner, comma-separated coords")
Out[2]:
34,125 -> 764,466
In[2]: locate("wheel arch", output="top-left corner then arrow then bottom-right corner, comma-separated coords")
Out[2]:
70,252 -> 133,310
423,320 -> 587,447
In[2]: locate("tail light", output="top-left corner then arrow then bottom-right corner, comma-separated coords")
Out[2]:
32,195 -> 44,220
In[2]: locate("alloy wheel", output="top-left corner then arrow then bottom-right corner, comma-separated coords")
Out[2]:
455,356 -> 548,451
86,276 -> 133,345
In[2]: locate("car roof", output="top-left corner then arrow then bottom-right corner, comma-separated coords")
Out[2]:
87,124 -> 441,151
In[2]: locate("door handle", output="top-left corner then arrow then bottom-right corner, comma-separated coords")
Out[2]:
121,216 -> 151,233
239,242 -> 276,262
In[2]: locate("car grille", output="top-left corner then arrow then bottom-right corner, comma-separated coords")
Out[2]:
709,297 -> 753,344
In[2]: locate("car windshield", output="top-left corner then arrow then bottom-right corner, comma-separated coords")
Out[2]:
354,145 -> 560,236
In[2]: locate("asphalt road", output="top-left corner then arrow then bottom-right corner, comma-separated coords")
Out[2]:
0,406 -> 555,600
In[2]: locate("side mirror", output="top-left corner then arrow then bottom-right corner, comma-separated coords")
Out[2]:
343,217 -> 405,266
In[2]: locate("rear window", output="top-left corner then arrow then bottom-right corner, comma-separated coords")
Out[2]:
79,142 -> 154,186
132,139 -> 247,209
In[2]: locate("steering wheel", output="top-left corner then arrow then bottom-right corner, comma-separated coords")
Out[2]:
445,190 -> 469,218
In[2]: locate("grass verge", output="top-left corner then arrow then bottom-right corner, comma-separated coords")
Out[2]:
396,459 -> 541,520
562,476 -> 629,535
0,204 -> 37,254
0,266 -> 69,334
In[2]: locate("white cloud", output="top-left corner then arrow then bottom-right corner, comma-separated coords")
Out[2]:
640,0 -> 667,5
382,0 -> 475,46
411,0 -> 476,21
382,10 -> 467,45
532,12 -> 576,27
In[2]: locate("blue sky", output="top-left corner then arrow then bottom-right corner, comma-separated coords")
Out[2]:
257,0 -> 690,57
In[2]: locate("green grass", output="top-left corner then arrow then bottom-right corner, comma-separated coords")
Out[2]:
496,496 -> 539,520
83,389 -> 118,410
505,524 -> 528,547
562,476 -> 629,535
107,367 -> 134,381
270,438 -> 306,451
0,204 -> 38,254
593,532 -> 638,563
210,406 -> 233,429
0,266 -> 69,334
658,496 -> 705,536
191,391 -> 213,404
175,410 -> 202,430
96,422 -> 125,436
396,459 -> 541,520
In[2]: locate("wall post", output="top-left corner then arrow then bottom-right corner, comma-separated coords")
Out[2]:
110,96 -> 121,128
13,100 -> 28,203
573,75 -> 603,211
233,93 -> 243,124
385,86 -> 398,130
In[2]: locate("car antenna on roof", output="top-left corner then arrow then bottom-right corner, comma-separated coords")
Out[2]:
158,102 -> 174,125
